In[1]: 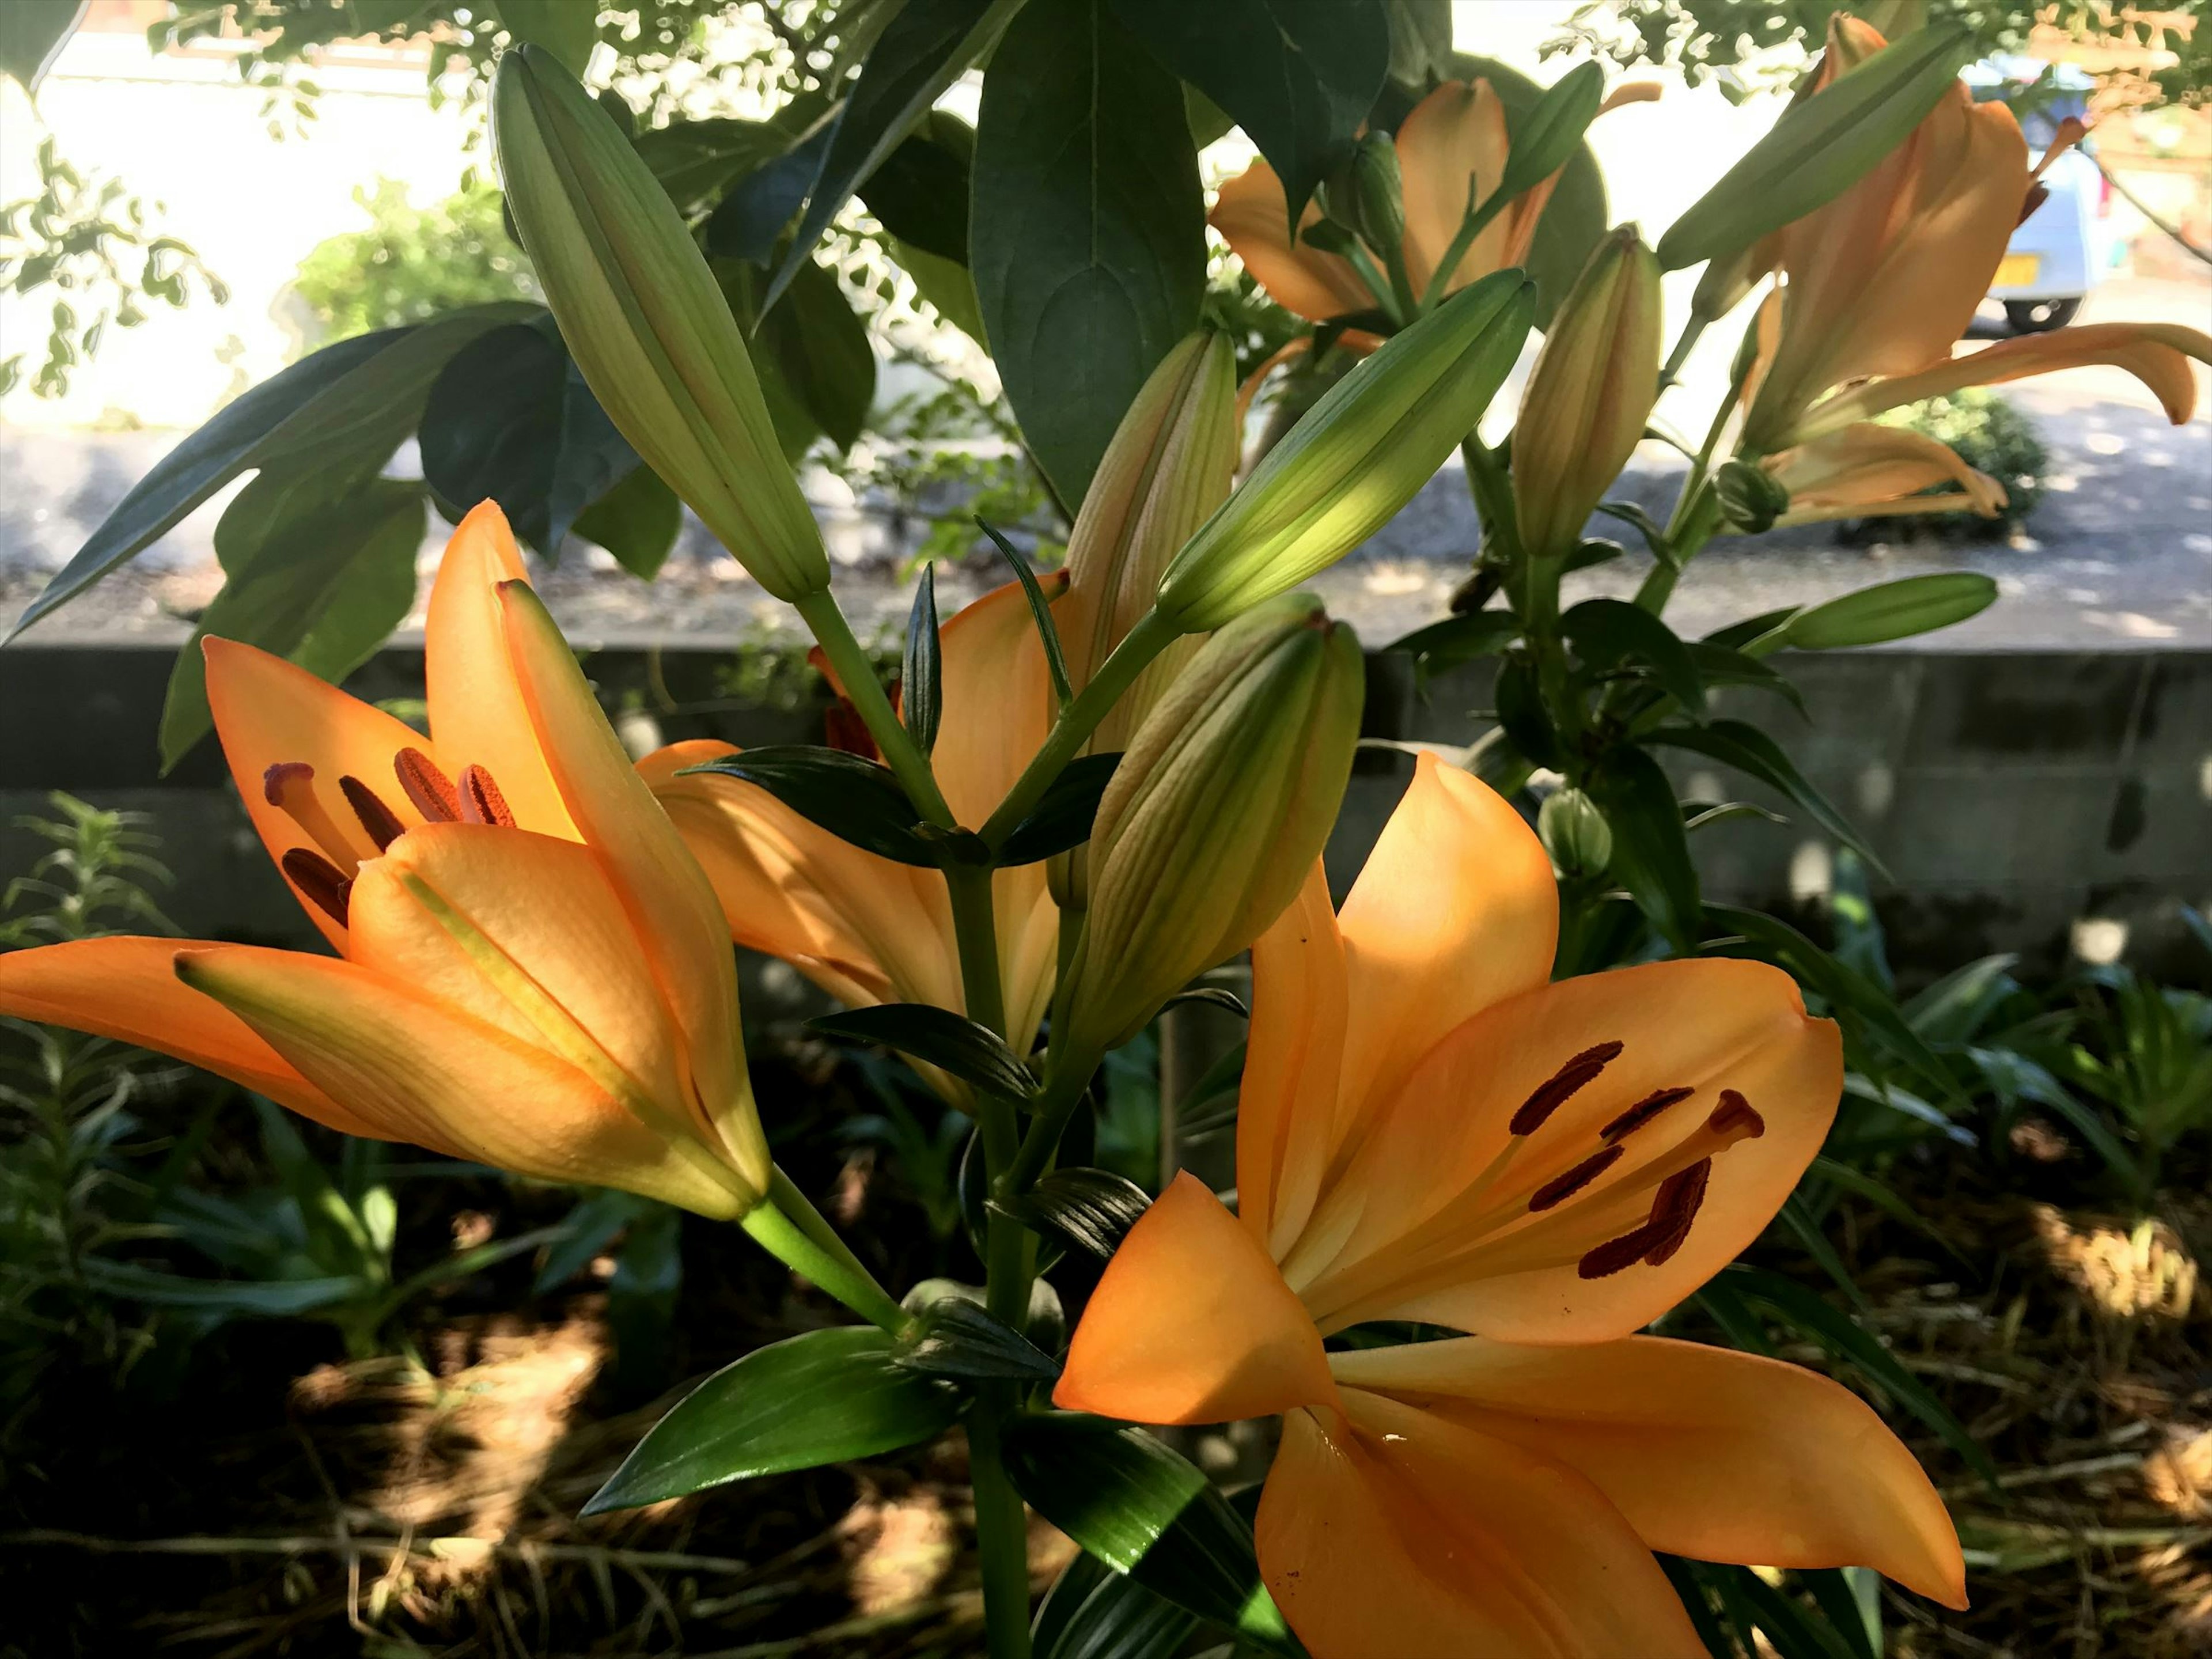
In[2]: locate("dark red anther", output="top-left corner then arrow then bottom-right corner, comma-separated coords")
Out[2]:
394,747 -> 461,822
1602,1086 -> 1695,1143
458,764 -> 516,828
339,775 -> 406,852
1510,1040 -> 1624,1136
1528,1145 -> 1624,1213
1708,1090 -> 1766,1141
1577,1221 -> 1668,1281
2017,181 -> 2049,228
281,847 -> 353,926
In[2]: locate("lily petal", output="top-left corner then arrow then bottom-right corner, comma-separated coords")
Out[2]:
1258,1395 -> 1706,1659
1210,157 -> 1375,325
1291,957 -> 1840,1343
203,637 -> 432,950
1394,79 -> 1517,299
496,581 -> 759,1183
1239,861 -> 1351,1259
1053,1171 -> 1335,1426
1766,422 -> 2007,522
639,737 -> 965,1014
175,944 -> 746,1216
1330,1334 -> 1968,1608
0,935 -> 378,1138
422,501 -> 577,839
1799,321 -> 2212,437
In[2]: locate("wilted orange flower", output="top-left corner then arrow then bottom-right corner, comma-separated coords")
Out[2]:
1055,756 -> 1965,1654
0,505 -> 767,1217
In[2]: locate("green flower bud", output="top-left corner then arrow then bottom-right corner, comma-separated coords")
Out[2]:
1156,271 -> 1534,634
1539,787 -> 1613,880
1056,593 -> 1363,1057
1324,133 -> 1407,263
491,47 -> 830,602
1512,226 -> 1662,560
1713,457 -> 1793,533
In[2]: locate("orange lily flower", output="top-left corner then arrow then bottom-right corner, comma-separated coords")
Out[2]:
0,504 -> 766,1219
1741,16 -> 2211,458
639,577 -> 1063,1068
1054,756 -> 1965,1654
1762,421 -> 2012,527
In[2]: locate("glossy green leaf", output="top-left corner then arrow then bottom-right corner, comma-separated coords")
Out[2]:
1386,609 -> 1519,684
157,470 -> 426,770
1498,60 -> 1604,199
0,0 -> 82,93
1656,24 -> 1976,272
977,517 -> 1073,705
1779,572 -> 1999,651
763,0 -> 1023,310
1644,718 -> 1883,873
419,318 -> 641,556
903,562 -> 942,755
995,752 -> 1123,865
1685,638 -> 1806,718
1002,1415 -> 1295,1649
634,117 -> 791,217
1715,1563 -> 1866,1659
857,128 -> 971,262
493,0 -> 597,73
1588,744 -> 1699,953
1033,1546 -> 1200,1659
704,119 -> 835,263
584,1326 -> 961,1513
809,1002 -> 1039,1102
718,256 -> 878,457
1492,658 -> 1563,770
679,746 -> 936,865
10,305 -> 533,641
571,463 -> 683,579
1107,0 -> 1389,225
1563,597 -> 1706,717
895,1294 -> 1061,1381
991,1168 -> 1152,1261
973,0 -> 1206,505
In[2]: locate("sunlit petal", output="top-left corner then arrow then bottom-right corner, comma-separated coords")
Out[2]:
1394,79 -> 1515,298
1239,861 -> 1350,1259
1210,157 -> 1376,324
1767,422 -> 2007,521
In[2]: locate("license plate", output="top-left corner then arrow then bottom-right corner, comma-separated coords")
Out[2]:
1994,253 -> 2041,289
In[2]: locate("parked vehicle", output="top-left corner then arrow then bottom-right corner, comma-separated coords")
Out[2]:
1970,58 -> 2111,333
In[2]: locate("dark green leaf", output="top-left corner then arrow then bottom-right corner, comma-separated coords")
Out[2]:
1033,1547 -> 1199,1659
704,118 -> 835,263
903,563 -> 942,755
1162,986 -> 1249,1020
995,752 -> 1123,866
973,0 -> 1206,505
0,0 -> 83,93
1903,953 -> 2018,1044
1809,1156 -> 1971,1267
1588,744 -> 1700,952
895,1294 -> 1061,1381
493,0 -> 597,73
1781,573 -> 1999,651
810,1003 -> 1039,1103
1720,1263 -> 2000,1490
1498,60 -> 1603,198
571,464 -> 682,579
1492,658 -> 1562,769
1718,1564 -> 1865,1659
535,1188 -> 656,1294
721,255 -> 878,456
1645,719 -> 1882,874
763,0 -> 1021,310
607,1200 -> 683,1397
857,130 -> 972,262
1686,638 -> 1806,718
11,305 -> 533,640
1107,0 -> 1389,224
1777,1192 -> 1869,1313
158,471 -> 426,769
419,319 -> 641,556
635,117 -> 790,217
1387,609 -> 1518,683
1002,1415 -> 1294,1649
679,747 -> 937,865
1967,1046 -> 2143,1191
1800,1567 -> 1882,1659
1563,597 -> 1705,717
584,1326 -> 961,1513
1703,606 -> 1800,653
77,1259 -> 363,1316
977,517 -> 1073,705
992,1168 -> 1152,1260
1655,1556 -> 1736,1659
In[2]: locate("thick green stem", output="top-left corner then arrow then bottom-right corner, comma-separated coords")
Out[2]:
1006,1060 -> 1098,1195
793,589 -> 956,827
980,609 -> 1177,849
741,1169 -> 908,1334
1420,182 -> 1510,312
967,1401 -> 1035,1657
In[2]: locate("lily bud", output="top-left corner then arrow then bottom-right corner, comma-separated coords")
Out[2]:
1512,226 -> 1661,560
1713,456 -> 1794,533
1056,594 -> 1363,1057
1324,133 -> 1407,263
1051,332 -> 1239,912
1157,271 -> 1533,633
491,47 -> 830,602
1538,786 -> 1612,880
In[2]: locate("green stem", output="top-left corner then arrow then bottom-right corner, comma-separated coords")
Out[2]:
1340,239 -> 1406,329
1419,181 -> 1509,312
967,1400 -> 1035,1657
742,1168 -> 908,1334
979,609 -> 1177,850
793,589 -> 956,827
1006,1061 -> 1098,1195
1631,381 -> 1739,615
1460,433 -> 1520,557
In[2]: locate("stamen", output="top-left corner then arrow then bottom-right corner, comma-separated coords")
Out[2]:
458,764 -> 516,828
1528,1146 -> 1624,1212
339,775 -> 406,852
1510,1040 -> 1623,1136
281,848 -> 353,926
395,747 -> 461,821
1577,1222 -> 1668,1281
1601,1085 -> 1694,1143
262,762 -> 363,874
1708,1090 -> 1766,1142
1642,1159 -> 1712,1267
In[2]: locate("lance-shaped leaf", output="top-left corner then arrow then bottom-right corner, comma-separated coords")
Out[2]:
1033,1546 -> 1200,1659
1657,24 -> 1975,272
1562,597 -> 1705,717
902,563 -> 942,756
584,1326 -> 962,1513
994,752 -> 1122,866
895,1294 -> 1061,1381
1644,718 -> 1883,873
678,747 -> 937,865
1587,743 -> 1700,952
1497,59 -> 1604,201
991,1168 -> 1152,1261
1774,571 -> 1998,652
809,1003 -> 1039,1103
